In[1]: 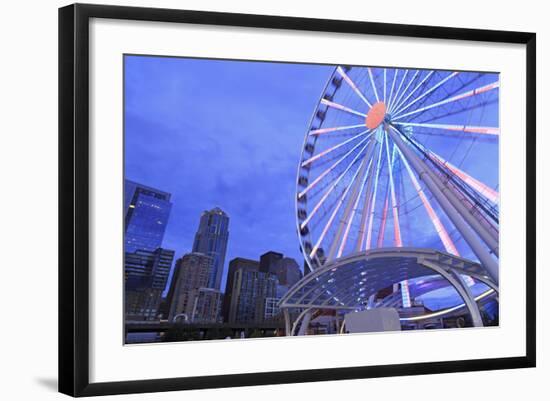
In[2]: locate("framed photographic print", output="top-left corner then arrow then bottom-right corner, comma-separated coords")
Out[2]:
58,3 -> 536,397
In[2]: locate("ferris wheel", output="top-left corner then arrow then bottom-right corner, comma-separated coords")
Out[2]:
296,65 -> 500,284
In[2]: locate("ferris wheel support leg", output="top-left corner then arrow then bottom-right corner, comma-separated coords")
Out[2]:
388,127 -> 499,284
355,147 -> 379,252
443,183 -> 500,255
328,140 -> 376,262
405,137 -> 499,255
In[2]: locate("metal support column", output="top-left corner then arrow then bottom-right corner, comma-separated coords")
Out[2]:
355,144 -> 379,251
297,310 -> 313,336
395,128 -> 499,257
283,309 -> 291,336
328,139 -> 376,261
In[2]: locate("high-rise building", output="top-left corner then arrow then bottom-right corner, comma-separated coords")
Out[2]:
192,207 -> 230,290
270,257 -> 302,287
222,257 -> 260,322
259,251 -> 283,274
124,180 -> 172,253
167,253 -> 212,321
263,297 -> 280,321
264,284 -> 291,321
125,288 -> 163,321
125,247 -> 175,291
124,248 -> 174,321
228,268 -> 278,324
186,288 -> 223,323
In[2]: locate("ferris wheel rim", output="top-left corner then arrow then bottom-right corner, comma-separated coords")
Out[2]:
296,64 -> 499,276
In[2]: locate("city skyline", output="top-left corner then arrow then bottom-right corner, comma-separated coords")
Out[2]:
124,56 -> 331,292
124,179 -> 301,299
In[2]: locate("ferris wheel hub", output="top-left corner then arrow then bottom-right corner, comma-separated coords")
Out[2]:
365,101 -> 387,129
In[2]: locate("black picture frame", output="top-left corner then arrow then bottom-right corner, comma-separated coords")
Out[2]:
59,3 -> 536,397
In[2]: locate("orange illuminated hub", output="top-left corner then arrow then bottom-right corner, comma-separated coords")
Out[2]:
365,102 -> 387,129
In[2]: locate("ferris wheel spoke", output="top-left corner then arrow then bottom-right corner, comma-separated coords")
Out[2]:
394,121 -> 499,136
384,133 -> 402,247
335,157 -> 374,259
389,70 -> 409,113
386,69 -> 399,111
389,70 -> 419,114
355,142 -> 380,251
300,139 -> 372,230
298,134 -> 372,199
428,151 -> 499,204
396,146 -> 460,255
392,72 -> 459,117
301,129 -> 372,167
391,71 -> 435,115
336,66 -> 373,108
364,131 -> 386,251
309,123 -> 366,136
310,157 -> 368,259
320,98 -> 367,118
367,67 -> 380,102
392,81 -> 500,121
383,69 -> 387,103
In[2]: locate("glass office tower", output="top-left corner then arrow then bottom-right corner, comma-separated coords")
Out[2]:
124,247 -> 175,291
124,179 -> 172,253
192,207 -> 230,290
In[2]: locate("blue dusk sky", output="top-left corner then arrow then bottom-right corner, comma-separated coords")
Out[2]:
125,55 -> 332,291
124,55 -> 498,299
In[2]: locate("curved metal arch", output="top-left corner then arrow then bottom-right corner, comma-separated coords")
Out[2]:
281,248 -> 403,305
335,258 -> 486,323
281,248 -> 497,334
463,272 -> 499,294
285,254 -> 394,307
281,247 -> 488,308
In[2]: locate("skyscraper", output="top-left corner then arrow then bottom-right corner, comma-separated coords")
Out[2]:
167,253 -> 212,321
124,180 -> 172,253
125,288 -> 163,321
259,251 -> 283,274
228,268 -> 278,324
186,288 -> 223,323
192,207 -> 230,290
270,257 -> 302,287
124,248 -> 174,321
260,255 -> 301,322
222,257 -> 260,322
125,247 -> 175,291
